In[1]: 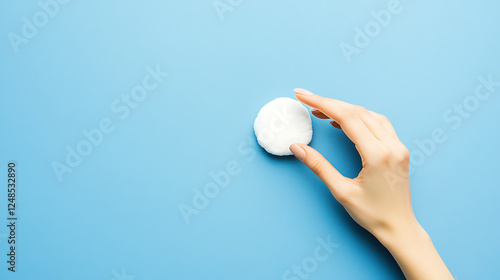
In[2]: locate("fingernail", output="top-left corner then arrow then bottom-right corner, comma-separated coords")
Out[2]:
289,144 -> 306,161
330,120 -> 341,129
294,88 -> 314,96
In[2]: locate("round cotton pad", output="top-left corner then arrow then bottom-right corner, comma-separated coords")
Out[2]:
254,97 -> 313,156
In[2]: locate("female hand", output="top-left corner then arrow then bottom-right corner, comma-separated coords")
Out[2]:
289,88 -> 453,280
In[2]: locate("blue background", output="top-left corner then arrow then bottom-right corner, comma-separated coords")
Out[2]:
1,0 -> 499,279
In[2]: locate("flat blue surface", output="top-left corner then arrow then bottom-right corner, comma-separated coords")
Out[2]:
1,1 -> 499,279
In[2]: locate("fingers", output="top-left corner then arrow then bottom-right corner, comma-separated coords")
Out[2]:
303,90 -> 399,143
357,109 -> 394,143
289,143 -> 351,202
294,88 -> 378,155
311,109 -> 341,129
368,111 -> 399,139
330,120 -> 341,129
311,108 -> 329,119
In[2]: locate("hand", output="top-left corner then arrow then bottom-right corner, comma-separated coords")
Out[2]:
290,88 -> 454,280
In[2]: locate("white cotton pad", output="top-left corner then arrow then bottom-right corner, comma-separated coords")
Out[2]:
254,97 -> 313,156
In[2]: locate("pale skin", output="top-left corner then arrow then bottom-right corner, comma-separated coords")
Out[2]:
289,88 -> 454,280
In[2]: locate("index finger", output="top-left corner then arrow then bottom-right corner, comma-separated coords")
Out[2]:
294,88 -> 379,153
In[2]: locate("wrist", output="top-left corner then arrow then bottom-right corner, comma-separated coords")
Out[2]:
373,220 -> 454,280
374,219 -> 428,251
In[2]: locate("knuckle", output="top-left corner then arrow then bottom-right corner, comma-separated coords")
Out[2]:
395,147 -> 410,163
372,149 -> 392,164
372,145 -> 409,165
378,146 -> 391,156
310,161 -> 323,176
380,152 -> 392,163
336,107 -> 353,122
371,111 -> 389,122
335,192 -> 349,204
355,105 -> 368,113
378,114 -> 389,122
336,188 -> 356,205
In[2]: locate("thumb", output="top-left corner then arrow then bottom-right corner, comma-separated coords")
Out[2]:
289,143 -> 350,201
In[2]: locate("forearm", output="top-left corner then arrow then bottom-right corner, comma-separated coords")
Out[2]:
376,222 -> 454,280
